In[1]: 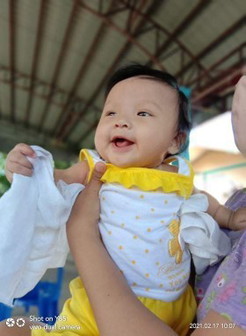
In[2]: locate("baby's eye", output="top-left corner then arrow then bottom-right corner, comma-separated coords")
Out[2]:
106,111 -> 116,116
137,111 -> 152,117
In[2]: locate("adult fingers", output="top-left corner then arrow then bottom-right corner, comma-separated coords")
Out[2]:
86,162 -> 107,194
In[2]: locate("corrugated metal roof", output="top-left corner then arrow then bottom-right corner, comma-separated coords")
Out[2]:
0,0 -> 245,158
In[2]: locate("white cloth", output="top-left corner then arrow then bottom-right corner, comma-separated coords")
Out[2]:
179,193 -> 231,274
0,146 -> 83,306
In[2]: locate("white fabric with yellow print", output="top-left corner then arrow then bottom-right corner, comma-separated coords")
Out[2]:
80,149 -> 231,301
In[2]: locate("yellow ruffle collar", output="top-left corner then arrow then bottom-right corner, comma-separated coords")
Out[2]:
80,149 -> 194,199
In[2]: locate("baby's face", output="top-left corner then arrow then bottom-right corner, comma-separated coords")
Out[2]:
94,77 -> 180,168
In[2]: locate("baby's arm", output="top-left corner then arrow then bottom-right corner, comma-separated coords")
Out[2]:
55,161 -> 88,185
194,188 -> 246,231
5,143 -> 89,185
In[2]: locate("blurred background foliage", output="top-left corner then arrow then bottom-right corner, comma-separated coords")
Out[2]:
0,152 -> 70,197
0,153 -> 10,196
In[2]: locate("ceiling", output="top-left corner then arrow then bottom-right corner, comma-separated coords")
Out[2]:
0,0 -> 245,160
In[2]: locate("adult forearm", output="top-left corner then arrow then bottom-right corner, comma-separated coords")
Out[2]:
66,163 -> 176,336
68,228 -> 177,336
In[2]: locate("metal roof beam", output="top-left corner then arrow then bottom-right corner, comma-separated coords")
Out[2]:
24,0 -> 47,127
9,0 -> 16,122
79,0 -> 165,68
56,0 -> 164,141
176,16 -> 246,79
0,119 -> 78,159
0,63 -> 100,115
38,0 -> 80,132
52,0 -> 117,138
146,0 -> 212,67
125,0 -> 148,33
187,42 -> 246,87
119,0 -> 207,76
192,62 -> 245,104
73,1 -> 164,144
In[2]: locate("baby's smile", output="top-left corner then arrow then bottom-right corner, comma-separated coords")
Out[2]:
111,136 -> 135,148
110,136 -> 135,153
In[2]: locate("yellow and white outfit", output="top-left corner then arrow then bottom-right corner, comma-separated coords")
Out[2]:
84,150 -> 194,302
32,149 -> 231,336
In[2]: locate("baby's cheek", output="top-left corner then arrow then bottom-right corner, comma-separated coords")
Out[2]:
94,133 -> 103,153
94,140 -> 108,162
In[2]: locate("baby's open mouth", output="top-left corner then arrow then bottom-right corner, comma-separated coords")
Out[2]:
112,137 -> 134,148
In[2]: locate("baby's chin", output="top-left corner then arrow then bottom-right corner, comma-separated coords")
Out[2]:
99,155 -> 142,168
102,156 -> 156,169
102,157 -> 136,168
95,148 -> 159,169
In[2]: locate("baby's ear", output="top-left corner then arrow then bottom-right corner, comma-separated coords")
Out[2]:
168,132 -> 187,155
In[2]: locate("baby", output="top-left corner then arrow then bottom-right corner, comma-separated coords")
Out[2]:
5,64 -> 246,335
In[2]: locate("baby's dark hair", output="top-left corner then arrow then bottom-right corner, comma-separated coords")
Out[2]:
105,64 -> 191,150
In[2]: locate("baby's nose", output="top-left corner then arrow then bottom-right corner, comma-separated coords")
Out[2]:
115,119 -> 129,128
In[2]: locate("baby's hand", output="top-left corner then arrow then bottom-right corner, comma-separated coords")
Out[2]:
5,143 -> 36,182
228,208 -> 246,231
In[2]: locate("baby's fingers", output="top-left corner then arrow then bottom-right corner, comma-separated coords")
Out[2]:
5,159 -> 33,183
7,160 -> 33,176
7,149 -> 34,170
12,143 -> 36,158
5,144 -> 35,182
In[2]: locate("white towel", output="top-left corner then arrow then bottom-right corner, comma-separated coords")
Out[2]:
0,146 -> 83,305
179,193 -> 231,274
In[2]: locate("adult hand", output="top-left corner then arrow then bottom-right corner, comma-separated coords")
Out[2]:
67,161 -> 107,241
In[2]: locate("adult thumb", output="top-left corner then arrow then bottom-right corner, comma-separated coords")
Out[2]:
89,162 -> 107,186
